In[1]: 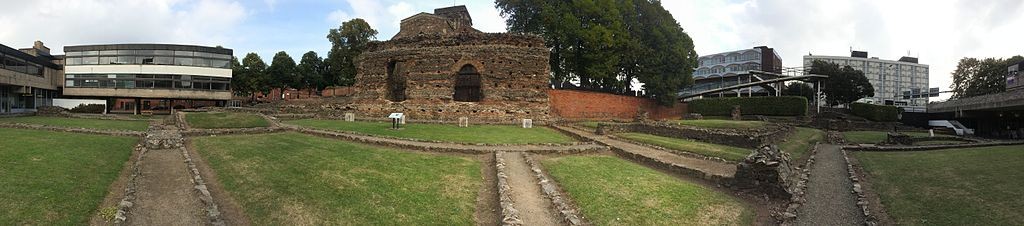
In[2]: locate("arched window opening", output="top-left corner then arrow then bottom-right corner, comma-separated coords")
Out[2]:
386,60 -> 407,102
453,64 -> 482,102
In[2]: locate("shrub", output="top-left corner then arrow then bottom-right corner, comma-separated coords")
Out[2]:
850,102 -> 901,122
69,103 -> 105,113
688,96 -> 807,116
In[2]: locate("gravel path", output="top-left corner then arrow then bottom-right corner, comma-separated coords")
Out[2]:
128,148 -> 206,225
553,125 -> 736,178
794,144 -> 863,226
502,152 -> 561,226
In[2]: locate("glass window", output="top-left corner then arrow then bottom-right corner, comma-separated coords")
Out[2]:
83,51 -> 99,56
154,80 -> 173,88
65,80 -> 75,87
154,74 -> 174,80
117,50 -> 135,55
174,57 -> 193,66
82,57 -> 99,65
100,57 -> 116,64
174,51 -> 193,56
211,59 -> 228,68
137,74 -> 153,79
154,57 -> 173,65
99,50 -> 117,55
193,58 -> 210,67
66,57 -> 82,65
135,50 -> 155,55
194,52 -> 211,58
116,56 -> 136,64
154,50 -> 173,56
115,80 -> 135,88
138,80 -> 154,88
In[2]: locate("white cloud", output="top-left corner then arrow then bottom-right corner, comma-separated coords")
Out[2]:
0,0 -> 248,54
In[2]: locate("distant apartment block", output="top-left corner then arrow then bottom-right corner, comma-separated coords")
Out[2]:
804,51 -> 930,112
690,46 -> 783,97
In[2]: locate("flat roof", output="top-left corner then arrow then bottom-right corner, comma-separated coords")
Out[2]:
65,43 -> 232,55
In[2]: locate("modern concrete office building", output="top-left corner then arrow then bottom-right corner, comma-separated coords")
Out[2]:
62,44 -> 232,113
804,51 -> 930,112
0,41 -> 63,113
689,46 -> 783,97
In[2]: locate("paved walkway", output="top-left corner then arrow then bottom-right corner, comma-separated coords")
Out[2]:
501,152 -> 561,226
291,126 -> 608,153
128,127 -> 207,225
553,125 -> 736,179
794,144 -> 863,226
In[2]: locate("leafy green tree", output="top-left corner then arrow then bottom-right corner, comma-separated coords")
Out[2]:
239,53 -> 269,100
951,56 -> 1024,99
495,0 -> 697,105
783,82 -> 816,100
297,51 -> 326,91
326,18 -> 378,87
268,51 -> 299,91
809,60 -> 874,107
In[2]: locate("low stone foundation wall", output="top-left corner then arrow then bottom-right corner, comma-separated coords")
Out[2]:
842,148 -> 878,226
522,154 -> 585,225
494,152 -> 523,225
596,121 -> 793,149
113,144 -> 147,224
0,122 -> 145,137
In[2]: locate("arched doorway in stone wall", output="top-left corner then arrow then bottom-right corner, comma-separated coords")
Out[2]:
453,64 -> 482,102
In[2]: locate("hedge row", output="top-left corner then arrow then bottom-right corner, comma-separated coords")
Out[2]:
850,102 -> 901,122
688,96 -> 807,116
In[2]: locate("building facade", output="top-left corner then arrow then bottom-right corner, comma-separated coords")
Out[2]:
62,44 -> 232,113
0,41 -> 63,113
690,46 -> 782,97
804,51 -> 930,112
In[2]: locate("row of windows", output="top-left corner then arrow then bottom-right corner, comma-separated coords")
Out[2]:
695,63 -> 760,76
699,51 -> 761,67
0,53 -> 44,76
65,74 -> 230,91
66,50 -> 231,59
65,56 -> 231,68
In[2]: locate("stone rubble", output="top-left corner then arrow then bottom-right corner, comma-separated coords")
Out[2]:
494,152 -> 523,226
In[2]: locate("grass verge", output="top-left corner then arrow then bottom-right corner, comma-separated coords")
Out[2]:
676,119 -> 767,129
192,132 -> 481,225
185,112 -> 269,129
0,116 -> 149,131
854,145 -> 1024,225
780,127 -> 825,160
615,132 -> 750,162
286,119 -> 575,144
542,155 -> 753,225
0,128 -> 136,224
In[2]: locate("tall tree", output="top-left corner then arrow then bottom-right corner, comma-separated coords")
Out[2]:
229,56 -> 247,96
496,0 -> 697,105
268,51 -> 299,91
951,56 -> 1024,99
297,51 -> 326,91
239,53 -> 270,100
326,18 -> 378,87
809,60 -> 874,106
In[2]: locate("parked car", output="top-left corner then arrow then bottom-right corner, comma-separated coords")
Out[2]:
928,120 -> 974,136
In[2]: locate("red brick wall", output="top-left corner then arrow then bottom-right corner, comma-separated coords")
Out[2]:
321,86 -> 356,97
547,89 -> 686,121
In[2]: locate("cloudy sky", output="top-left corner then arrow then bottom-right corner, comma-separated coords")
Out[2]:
2,0 -> 1022,100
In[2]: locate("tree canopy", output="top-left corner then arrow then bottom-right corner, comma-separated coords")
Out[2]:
297,51 -> 327,91
495,0 -> 697,105
326,18 -> 378,87
950,55 -> 1023,99
783,82 -> 816,101
235,53 -> 270,98
809,60 -> 874,107
268,51 -> 299,90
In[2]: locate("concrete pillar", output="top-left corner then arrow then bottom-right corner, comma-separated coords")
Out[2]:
816,80 -> 821,113
134,98 -> 141,115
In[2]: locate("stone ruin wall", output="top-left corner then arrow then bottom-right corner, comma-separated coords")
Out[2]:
348,33 -> 552,124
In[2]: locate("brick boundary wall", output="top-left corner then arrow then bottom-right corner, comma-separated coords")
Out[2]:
547,89 -> 686,121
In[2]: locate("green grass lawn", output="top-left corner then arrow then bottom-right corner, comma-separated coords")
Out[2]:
676,119 -> 767,129
615,132 -> 750,162
192,132 -> 481,225
542,155 -> 753,225
286,119 -> 575,144
913,140 -> 968,146
780,127 -> 825,160
579,121 -> 602,129
843,131 -> 952,144
0,116 -> 149,131
854,145 -> 1024,225
185,112 -> 270,129
0,128 -> 137,224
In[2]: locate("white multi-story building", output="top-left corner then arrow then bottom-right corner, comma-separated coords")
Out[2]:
689,46 -> 783,97
804,51 -> 929,112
